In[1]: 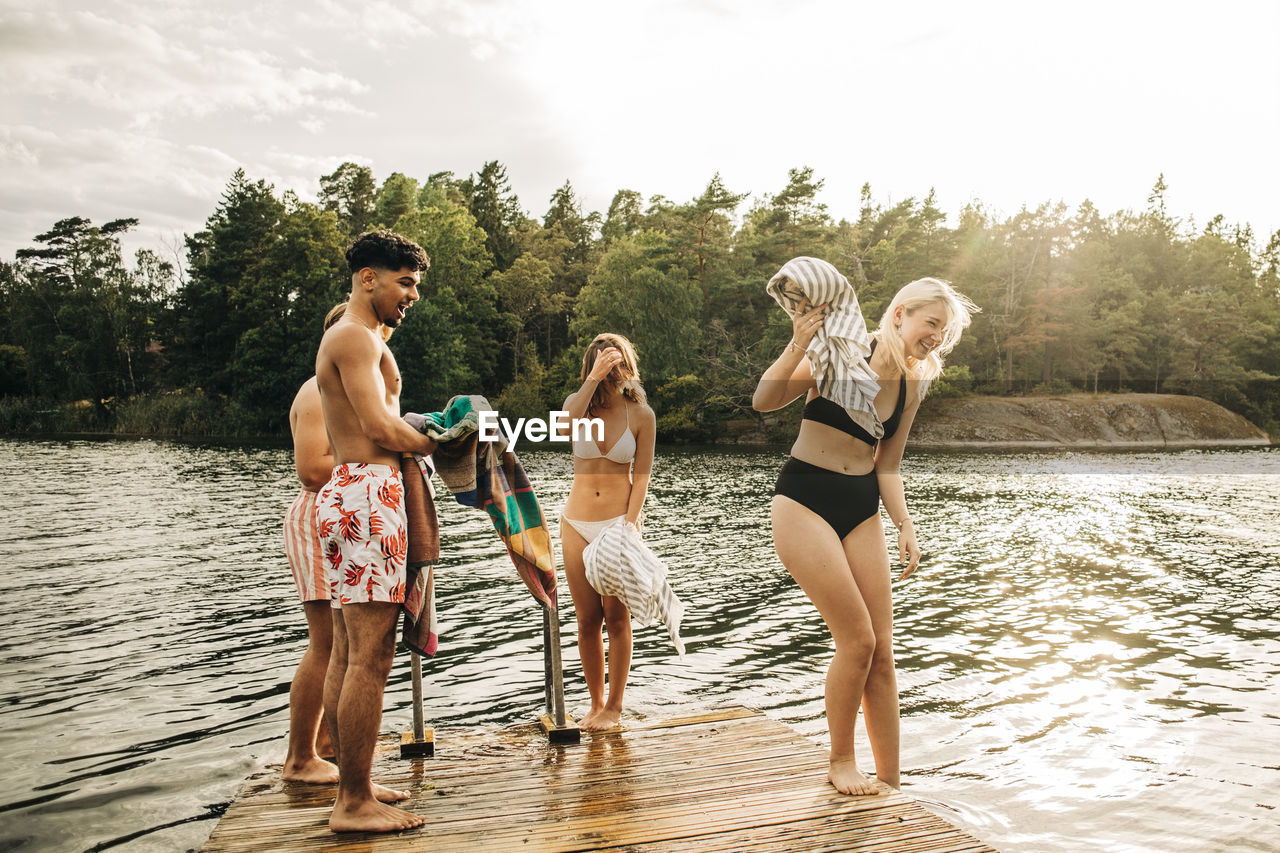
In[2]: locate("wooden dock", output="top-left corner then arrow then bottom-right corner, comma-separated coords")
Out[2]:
203,707 -> 996,852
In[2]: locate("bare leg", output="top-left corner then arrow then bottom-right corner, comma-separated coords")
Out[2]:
842,518 -> 900,789
562,524 -> 610,730
284,600 -> 337,783
323,608 -> 407,805
772,496 -> 880,796
327,603 -> 424,833
594,594 -> 632,729
322,606 -> 345,773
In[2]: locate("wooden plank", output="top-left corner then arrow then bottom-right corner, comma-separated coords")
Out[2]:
203,707 -> 997,853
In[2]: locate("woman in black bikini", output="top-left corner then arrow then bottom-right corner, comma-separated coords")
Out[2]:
754,272 -> 976,795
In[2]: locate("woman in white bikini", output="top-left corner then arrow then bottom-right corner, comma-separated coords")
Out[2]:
560,333 -> 656,731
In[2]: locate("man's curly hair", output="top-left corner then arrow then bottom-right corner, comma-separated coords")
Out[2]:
345,230 -> 431,274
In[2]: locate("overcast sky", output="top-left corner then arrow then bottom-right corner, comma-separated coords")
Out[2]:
2,0 -> 1277,263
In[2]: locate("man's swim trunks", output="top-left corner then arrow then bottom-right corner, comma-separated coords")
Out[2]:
283,489 -> 328,602
316,463 -> 408,608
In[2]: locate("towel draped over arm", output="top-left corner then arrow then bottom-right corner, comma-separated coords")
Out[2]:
406,395 -> 557,610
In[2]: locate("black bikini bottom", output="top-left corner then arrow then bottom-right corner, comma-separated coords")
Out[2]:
773,457 -> 880,540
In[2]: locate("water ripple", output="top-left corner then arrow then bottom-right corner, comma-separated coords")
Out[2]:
0,439 -> 1277,851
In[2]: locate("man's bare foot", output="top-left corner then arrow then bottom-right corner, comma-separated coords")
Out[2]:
283,757 -> 339,784
580,709 -> 621,732
329,798 -> 424,833
372,782 -> 410,802
828,757 -> 881,796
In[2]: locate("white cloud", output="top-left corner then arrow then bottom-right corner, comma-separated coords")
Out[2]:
0,4 -> 368,126
1,0 -> 1277,260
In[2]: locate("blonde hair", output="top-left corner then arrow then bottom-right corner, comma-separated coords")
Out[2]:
324,300 -> 392,341
874,277 -> 979,384
580,333 -> 647,416
323,302 -> 348,329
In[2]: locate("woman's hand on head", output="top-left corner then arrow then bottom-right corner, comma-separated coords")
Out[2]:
587,347 -> 623,383
791,297 -> 829,349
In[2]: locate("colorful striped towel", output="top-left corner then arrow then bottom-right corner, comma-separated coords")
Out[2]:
583,519 -> 686,657
766,256 -> 883,439
405,395 -> 557,609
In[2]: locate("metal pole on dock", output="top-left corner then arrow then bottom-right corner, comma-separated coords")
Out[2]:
543,607 -> 554,718
411,651 -> 425,737
400,650 -> 434,757
539,601 -> 579,743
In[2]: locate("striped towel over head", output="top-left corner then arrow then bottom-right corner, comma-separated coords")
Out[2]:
583,519 -> 686,657
765,256 -> 883,439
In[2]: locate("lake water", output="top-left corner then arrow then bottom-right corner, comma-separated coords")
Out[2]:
0,438 -> 1277,852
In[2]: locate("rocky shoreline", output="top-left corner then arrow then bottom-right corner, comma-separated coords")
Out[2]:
909,393 -> 1270,449
724,393 -> 1271,449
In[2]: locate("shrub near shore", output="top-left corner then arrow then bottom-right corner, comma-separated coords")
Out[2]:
0,391 -> 263,438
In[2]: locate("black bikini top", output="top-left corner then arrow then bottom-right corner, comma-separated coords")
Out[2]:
802,341 -> 906,446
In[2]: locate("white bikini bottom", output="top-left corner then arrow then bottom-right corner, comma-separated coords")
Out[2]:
559,515 -> 626,545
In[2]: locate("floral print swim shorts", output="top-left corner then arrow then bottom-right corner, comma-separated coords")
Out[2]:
316,463 -> 408,608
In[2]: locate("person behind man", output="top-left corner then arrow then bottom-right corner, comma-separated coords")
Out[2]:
281,302 -> 349,785
315,230 -> 435,833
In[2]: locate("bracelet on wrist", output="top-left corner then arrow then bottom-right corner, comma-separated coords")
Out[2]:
786,340 -> 804,354
894,516 -> 912,531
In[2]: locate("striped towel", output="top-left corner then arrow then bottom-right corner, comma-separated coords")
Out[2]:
583,519 -> 686,657
766,256 -> 883,439
406,395 -> 557,609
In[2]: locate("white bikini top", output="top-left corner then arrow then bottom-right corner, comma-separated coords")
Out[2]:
573,401 -> 636,464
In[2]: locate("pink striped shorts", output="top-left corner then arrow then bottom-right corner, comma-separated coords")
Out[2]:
283,489 -> 328,602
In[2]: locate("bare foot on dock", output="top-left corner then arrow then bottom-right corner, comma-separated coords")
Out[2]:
283,757 -> 339,784
828,758 -> 881,796
373,782 -> 410,802
581,709 -> 621,732
329,799 -> 424,833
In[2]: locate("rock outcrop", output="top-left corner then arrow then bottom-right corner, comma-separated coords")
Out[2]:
911,393 -> 1270,448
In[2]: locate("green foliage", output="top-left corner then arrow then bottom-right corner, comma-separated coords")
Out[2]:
391,201 -> 498,412
0,397 -> 111,432
460,161 -> 523,272
651,374 -> 713,442
112,389 -> 256,436
4,163 -> 1277,442
492,344 -> 554,422
168,170 -> 285,395
0,344 -> 27,395
318,162 -> 376,238
928,364 -> 975,398
7,216 -> 165,402
1030,378 -> 1078,396
571,234 -> 702,382
373,172 -> 420,228
226,200 -> 347,429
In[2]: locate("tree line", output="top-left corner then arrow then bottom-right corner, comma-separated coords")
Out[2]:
2,163 -> 1277,438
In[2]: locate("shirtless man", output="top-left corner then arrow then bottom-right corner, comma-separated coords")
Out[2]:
315,230 -> 435,833
281,302 -> 348,786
